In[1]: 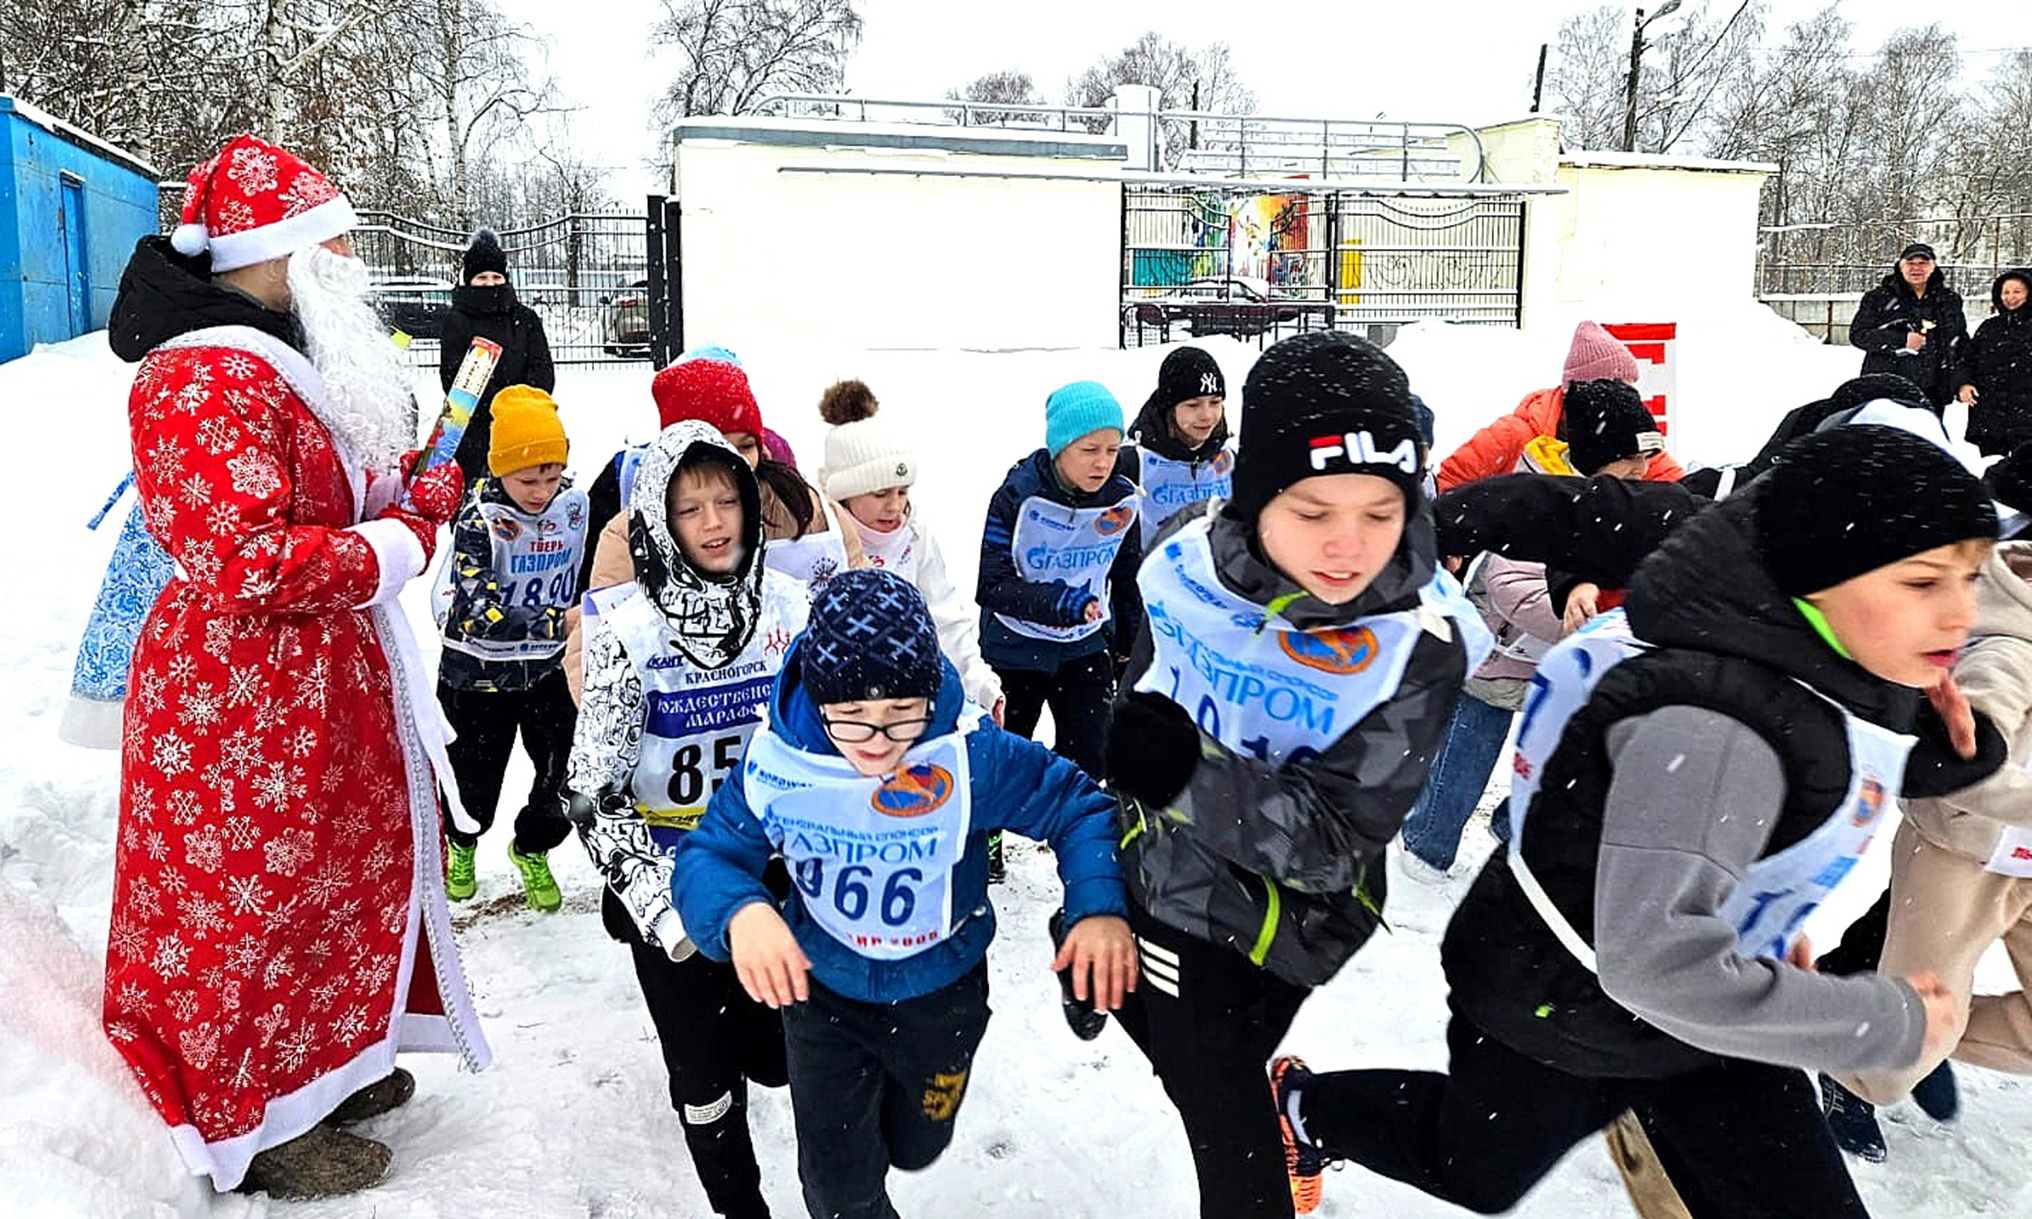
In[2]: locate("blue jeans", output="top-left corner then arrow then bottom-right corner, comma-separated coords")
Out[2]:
1401,693 -> 1515,869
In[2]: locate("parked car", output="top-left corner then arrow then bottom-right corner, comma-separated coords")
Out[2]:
601,279 -> 651,356
370,276 -> 454,340
1123,275 -> 1333,340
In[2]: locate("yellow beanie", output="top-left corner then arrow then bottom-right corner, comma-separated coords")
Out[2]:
488,385 -> 569,476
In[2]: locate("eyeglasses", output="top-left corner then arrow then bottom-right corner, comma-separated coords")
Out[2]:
820,715 -> 932,744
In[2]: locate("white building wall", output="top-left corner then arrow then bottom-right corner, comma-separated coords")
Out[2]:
673,120 -> 1125,351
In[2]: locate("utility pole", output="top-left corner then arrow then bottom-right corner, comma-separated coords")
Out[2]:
1530,44 -> 1548,113
1622,0 -> 1680,153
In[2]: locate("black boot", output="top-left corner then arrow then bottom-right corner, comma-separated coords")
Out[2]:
239,1123 -> 392,1199
987,831 -> 1006,884
1820,1074 -> 1887,1162
329,1067 -> 416,1125
1048,908 -> 1108,1041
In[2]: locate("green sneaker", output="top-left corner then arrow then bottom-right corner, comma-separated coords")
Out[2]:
508,844 -> 562,913
446,841 -> 477,901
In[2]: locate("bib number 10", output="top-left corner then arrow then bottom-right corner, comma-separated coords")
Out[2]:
794,859 -> 924,928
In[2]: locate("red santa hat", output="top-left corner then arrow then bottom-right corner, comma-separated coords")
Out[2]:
170,134 -> 359,272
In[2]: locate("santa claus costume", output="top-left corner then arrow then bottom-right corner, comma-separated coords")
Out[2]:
101,134 -> 490,1194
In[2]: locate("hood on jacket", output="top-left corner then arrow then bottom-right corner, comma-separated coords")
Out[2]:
1991,269 -> 2032,318
1975,541 -> 2032,643
1509,384 -> 1566,439
452,283 -> 521,318
108,235 -> 303,362
1206,494 -> 1440,632
1624,491 -> 1920,731
1129,386 -> 1230,463
627,420 -> 768,668
768,635 -> 968,760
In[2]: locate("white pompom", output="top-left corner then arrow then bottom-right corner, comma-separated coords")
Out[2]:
170,224 -> 209,256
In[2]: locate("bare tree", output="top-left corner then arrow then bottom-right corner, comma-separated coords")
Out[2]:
945,69 -> 1042,126
1063,32 -> 1256,165
652,0 -> 861,123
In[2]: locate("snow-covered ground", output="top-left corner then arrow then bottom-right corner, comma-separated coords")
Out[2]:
4,311 -> 2029,1218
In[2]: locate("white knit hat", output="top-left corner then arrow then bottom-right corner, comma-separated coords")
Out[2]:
817,379 -> 916,501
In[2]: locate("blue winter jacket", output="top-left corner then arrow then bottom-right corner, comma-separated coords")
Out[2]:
673,639 -> 1128,1003
976,448 -> 1144,672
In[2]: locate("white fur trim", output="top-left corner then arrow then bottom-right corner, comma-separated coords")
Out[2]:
206,194 -> 359,272
349,517 -> 427,608
170,223 -> 209,256
57,694 -> 125,750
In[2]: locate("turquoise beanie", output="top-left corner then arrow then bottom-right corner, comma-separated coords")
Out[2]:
1045,381 -> 1125,457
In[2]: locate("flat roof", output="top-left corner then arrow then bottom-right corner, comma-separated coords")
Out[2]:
673,115 -> 1128,161
0,94 -> 158,179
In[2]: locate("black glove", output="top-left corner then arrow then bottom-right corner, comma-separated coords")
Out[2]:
1901,705 -> 2007,800
1105,692 -> 1202,809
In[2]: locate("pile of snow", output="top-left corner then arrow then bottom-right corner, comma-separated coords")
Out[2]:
3,314 -> 2026,1217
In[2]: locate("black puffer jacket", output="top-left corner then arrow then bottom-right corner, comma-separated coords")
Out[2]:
439,283 -> 555,481
1849,265 -> 1968,407
1441,492 -> 2003,1079
1957,270 -> 2032,456
108,236 -> 303,362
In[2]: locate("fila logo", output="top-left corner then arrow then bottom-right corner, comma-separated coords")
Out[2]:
1200,372 -> 1220,394
1308,431 -> 1419,473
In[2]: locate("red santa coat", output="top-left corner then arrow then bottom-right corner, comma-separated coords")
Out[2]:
103,324 -> 489,1190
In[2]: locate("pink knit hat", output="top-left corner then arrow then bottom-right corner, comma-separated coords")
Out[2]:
1562,321 -> 1641,386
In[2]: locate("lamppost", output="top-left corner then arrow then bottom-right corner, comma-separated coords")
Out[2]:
1622,0 -> 1682,153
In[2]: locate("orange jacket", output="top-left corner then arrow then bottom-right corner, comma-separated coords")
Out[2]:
1436,385 -> 1687,492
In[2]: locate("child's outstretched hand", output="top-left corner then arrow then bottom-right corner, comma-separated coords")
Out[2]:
729,902 -> 810,1008
1925,669 -> 1977,759
1052,914 -> 1137,1013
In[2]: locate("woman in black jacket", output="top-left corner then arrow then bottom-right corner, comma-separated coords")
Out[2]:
1957,268 -> 2032,456
441,227 -> 556,481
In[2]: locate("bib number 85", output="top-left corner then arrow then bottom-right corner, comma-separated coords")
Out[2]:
793,859 -> 924,927
666,734 -> 746,807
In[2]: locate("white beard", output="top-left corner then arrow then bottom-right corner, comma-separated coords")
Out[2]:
287,245 -> 416,471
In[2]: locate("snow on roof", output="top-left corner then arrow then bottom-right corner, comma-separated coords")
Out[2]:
1559,147 -> 1776,175
0,94 -> 158,179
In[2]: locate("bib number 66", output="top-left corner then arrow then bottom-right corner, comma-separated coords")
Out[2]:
793,859 -> 923,927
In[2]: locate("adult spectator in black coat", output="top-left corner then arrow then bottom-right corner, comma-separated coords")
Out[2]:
440,227 -> 556,482
1956,268 -> 2032,456
1848,242 -> 1968,411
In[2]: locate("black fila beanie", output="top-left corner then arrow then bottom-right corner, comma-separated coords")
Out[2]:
1228,330 -> 1425,521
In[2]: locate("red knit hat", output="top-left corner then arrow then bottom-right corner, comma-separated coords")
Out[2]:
650,358 -> 765,436
1562,320 -> 1641,386
169,134 -> 358,272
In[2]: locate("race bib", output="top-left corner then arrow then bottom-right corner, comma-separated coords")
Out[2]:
1137,446 -> 1234,548
744,729 -> 974,959
1132,515 -> 1490,765
994,494 -> 1136,643
594,581 -> 803,831
1985,766 -> 2032,878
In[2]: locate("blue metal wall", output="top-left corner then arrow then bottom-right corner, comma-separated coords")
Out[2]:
0,98 -> 159,362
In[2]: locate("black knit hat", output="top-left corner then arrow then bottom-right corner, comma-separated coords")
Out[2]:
1230,331 -> 1423,520
1830,372 -> 1927,414
1564,379 -> 1663,475
462,227 -> 507,284
802,569 -> 944,705
1156,346 -> 1225,408
1754,425 -> 1996,598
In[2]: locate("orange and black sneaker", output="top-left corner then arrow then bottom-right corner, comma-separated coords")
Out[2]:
1271,1055 -> 1326,1214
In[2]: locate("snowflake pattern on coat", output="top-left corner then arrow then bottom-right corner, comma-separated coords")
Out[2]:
104,338 -> 484,1188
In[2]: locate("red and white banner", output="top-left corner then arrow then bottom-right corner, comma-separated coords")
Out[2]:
1604,322 -> 1676,437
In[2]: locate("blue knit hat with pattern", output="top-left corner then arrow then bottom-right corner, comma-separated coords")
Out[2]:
1044,381 -> 1125,457
802,569 -> 944,704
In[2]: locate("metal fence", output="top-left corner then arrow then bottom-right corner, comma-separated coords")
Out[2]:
1758,212 -> 2030,342
1121,186 -> 1525,348
758,94 -> 1487,183
354,210 -> 654,366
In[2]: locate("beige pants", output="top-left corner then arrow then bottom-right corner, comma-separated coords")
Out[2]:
1839,819 -> 2032,1104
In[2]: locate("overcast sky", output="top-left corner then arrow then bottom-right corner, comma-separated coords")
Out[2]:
501,0 -> 2031,206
